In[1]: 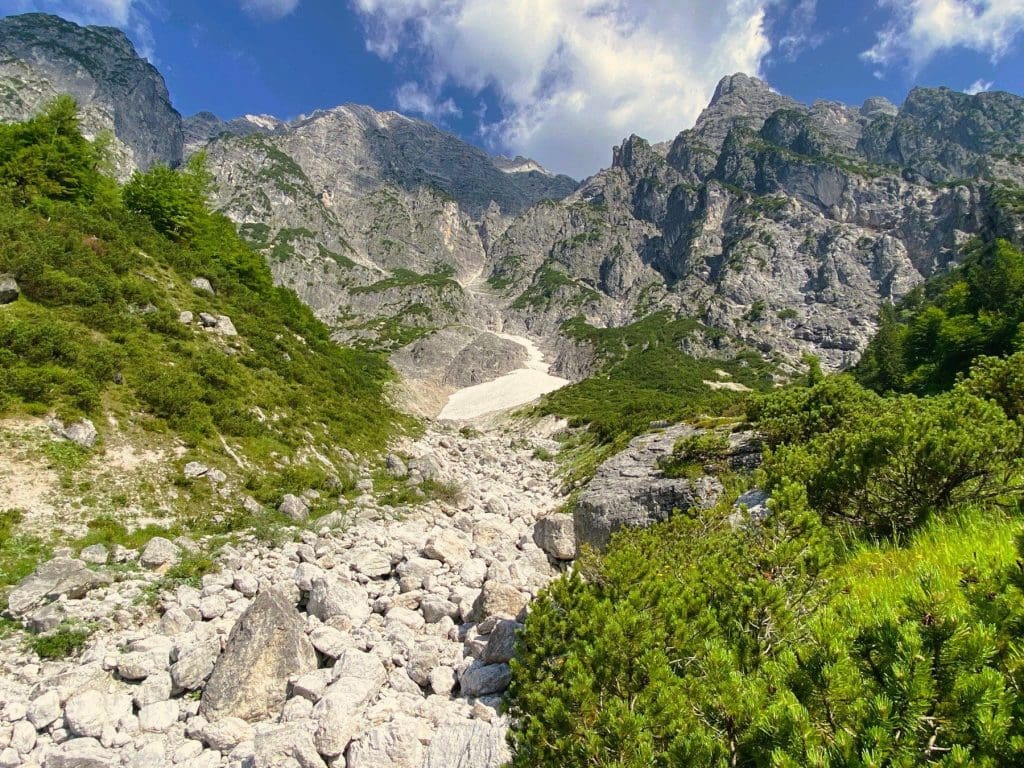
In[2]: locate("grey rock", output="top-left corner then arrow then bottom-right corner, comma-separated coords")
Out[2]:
201,587 -> 317,722
482,619 -> 520,664
28,601 -> 66,633
190,277 -> 215,294
278,494 -> 309,521
472,581 -> 528,622
183,462 -> 210,479
439,331 -> 529,388
306,575 -> 370,625
423,722 -> 511,768
10,719 -> 35,753
197,716 -> 254,753
137,700 -> 178,732
64,691 -> 131,739
78,544 -> 108,565
60,420 -> 98,448
459,660 -> 512,696
423,531 -> 470,566
42,737 -> 117,768
28,690 -> 61,729
532,514 -> 576,560
574,425 -> 727,551
169,636 -> 220,692
429,665 -> 457,695
349,547 -> 393,578
346,717 -> 425,768
211,315 -> 238,336
133,671 -> 172,708
0,14 -> 183,175
729,488 -> 771,528
313,648 -> 387,757
0,274 -> 18,304
117,650 -> 166,680
384,453 -> 408,478
309,625 -> 351,658
419,596 -> 459,623
7,557 -> 110,617
253,722 -> 324,768
139,537 -> 179,570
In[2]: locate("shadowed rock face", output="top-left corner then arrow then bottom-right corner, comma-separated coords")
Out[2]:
0,13 -> 183,174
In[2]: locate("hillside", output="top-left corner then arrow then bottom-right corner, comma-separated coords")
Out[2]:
0,98 -> 407,590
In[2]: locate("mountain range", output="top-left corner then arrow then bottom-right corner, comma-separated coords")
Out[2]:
2,11 -> 1023,384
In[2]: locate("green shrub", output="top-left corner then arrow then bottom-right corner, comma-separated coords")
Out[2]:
25,621 -> 94,659
760,383 -> 1024,537
658,431 -> 731,478
0,99 -> 405,468
856,238 -> 1024,394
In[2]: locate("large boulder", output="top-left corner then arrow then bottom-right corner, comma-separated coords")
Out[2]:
532,514 -> 576,560
471,580 -> 528,622
61,419 -> 98,448
458,661 -> 511,696
6,557 -> 110,617
0,274 -> 19,304
307,575 -> 370,625
200,588 -> 317,722
64,690 -> 132,738
139,537 -> 180,570
346,717 -> 427,768
423,722 -> 511,768
573,425 -> 729,551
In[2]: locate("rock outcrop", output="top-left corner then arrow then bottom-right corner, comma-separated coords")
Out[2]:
200,588 -> 317,722
0,13 -> 183,175
574,425 -> 761,550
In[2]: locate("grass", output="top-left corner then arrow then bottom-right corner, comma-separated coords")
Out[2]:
372,468 -> 463,508
139,550 -> 221,607
834,508 -> 1022,617
350,266 -> 460,295
0,508 -> 52,605
532,446 -> 556,461
512,261 -> 600,310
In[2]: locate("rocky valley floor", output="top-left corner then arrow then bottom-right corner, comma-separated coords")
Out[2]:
0,414 -> 577,768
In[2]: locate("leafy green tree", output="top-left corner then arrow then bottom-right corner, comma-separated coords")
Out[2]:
0,95 -> 107,204
123,152 -> 212,242
856,238 -> 1024,394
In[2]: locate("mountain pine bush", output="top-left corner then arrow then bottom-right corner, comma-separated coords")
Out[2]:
509,342 -> 1024,766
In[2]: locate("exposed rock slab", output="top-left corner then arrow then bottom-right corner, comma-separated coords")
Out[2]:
7,557 -> 110,617
200,587 -> 317,722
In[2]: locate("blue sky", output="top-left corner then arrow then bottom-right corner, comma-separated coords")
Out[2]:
2,1 -> 1024,178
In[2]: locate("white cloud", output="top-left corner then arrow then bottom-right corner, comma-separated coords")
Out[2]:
351,0 -> 775,178
773,0 -> 823,61
394,81 -> 462,121
863,0 -> 1024,72
240,0 -> 300,21
966,77 -> 995,93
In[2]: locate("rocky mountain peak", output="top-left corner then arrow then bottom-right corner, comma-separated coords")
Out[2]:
0,12 -> 183,173
693,72 -> 799,152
